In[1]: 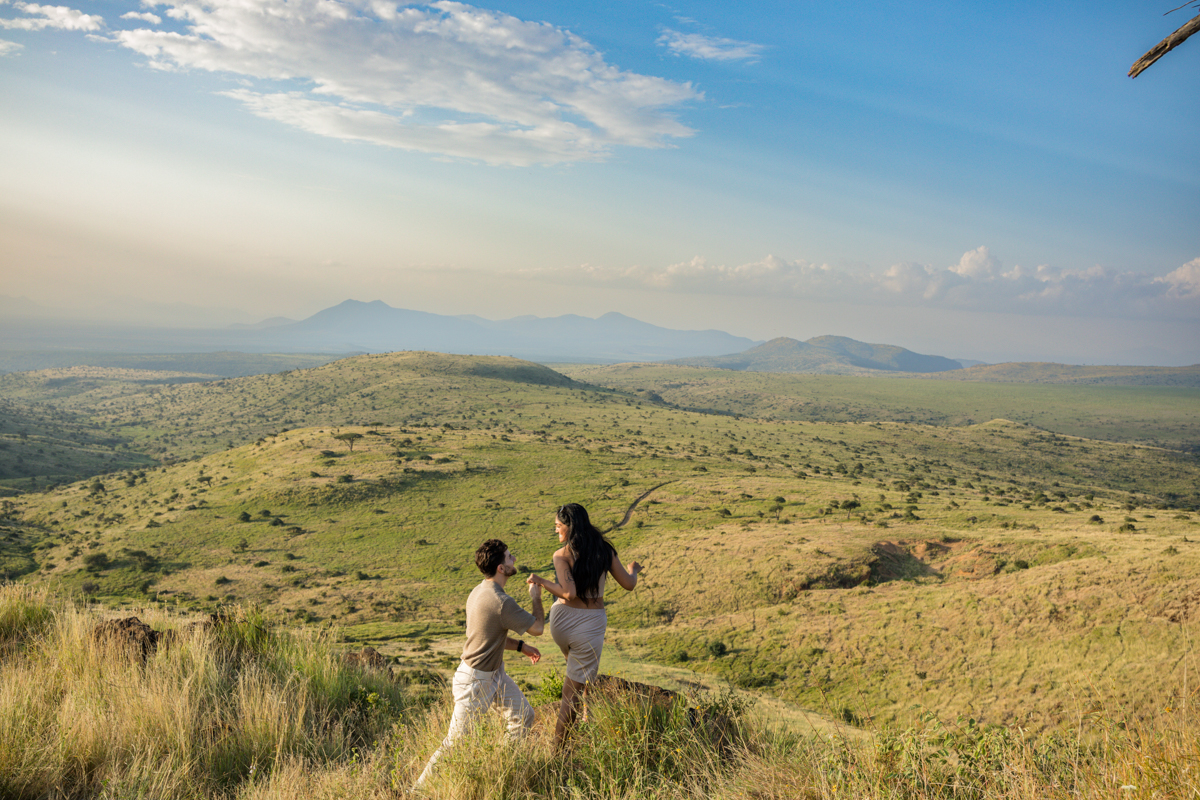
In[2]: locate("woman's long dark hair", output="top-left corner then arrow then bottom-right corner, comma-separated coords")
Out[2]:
557,503 -> 615,601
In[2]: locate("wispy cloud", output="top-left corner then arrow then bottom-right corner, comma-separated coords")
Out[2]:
120,11 -> 160,25
521,247 -> 1200,320
99,0 -> 698,165
657,29 -> 765,62
0,37 -> 22,55
0,2 -> 103,30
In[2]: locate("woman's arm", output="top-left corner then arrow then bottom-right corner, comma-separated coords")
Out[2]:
527,552 -> 576,601
609,552 -> 642,591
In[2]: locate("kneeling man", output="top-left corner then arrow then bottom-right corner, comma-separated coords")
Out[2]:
413,538 -> 545,792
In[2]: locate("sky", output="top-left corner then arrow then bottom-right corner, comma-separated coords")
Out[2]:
1,0 -> 1198,365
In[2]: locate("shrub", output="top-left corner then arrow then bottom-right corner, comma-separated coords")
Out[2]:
535,670 -> 564,704
708,640 -> 728,657
82,552 -> 111,572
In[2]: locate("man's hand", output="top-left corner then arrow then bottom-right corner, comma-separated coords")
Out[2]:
527,575 -> 543,598
522,643 -> 541,664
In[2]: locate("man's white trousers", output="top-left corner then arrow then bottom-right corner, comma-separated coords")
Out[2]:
413,660 -> 534,791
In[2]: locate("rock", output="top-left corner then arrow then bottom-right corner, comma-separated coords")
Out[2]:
91,616 -> 162,661
343,646 -> 393,679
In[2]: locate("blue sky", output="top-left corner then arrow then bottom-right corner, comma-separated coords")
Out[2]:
1,0 -> 1198,364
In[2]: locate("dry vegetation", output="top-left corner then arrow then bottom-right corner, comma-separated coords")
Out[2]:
3,584 -> 1200,799
1,352 -> 1199,796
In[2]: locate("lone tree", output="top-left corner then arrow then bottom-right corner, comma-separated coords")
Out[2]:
333,432 -> 364,452
1130,4 -> 1200,77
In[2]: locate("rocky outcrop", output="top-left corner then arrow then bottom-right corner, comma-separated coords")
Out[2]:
91,616 -> 162,661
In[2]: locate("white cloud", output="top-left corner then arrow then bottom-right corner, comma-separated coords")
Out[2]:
0,37 -> 22,55
102,0 -> 698,165
121,11 -> 161,24
524,250 -> 1200,320
0,2 -> 102,30
1157,258 -> 1200,299
949,245 -> 1000,279
657,29 -> 765,62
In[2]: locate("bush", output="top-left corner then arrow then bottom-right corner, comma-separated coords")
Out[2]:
708,640 -> 728,657
535,670 -> 564,704
82,552 -> 111,572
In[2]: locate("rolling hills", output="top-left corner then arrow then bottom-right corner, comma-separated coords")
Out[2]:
3,351 -> 1200,735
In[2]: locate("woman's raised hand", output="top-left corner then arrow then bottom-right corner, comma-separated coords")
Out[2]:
628,561 -> 643,577
526,574 -> 543,598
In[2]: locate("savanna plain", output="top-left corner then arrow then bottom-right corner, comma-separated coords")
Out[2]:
2,352 -> 1200,799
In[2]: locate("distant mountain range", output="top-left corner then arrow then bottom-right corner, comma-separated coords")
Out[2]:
669,336 -> 964,374
0,297 -> 970,373
5,298 -> 1195,382
0,299 -> 760,365
248,300 -> 760,362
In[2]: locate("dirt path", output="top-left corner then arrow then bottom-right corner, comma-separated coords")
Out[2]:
609,481 -> 674,531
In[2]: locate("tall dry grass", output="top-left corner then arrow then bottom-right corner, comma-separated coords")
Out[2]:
3,584 -> 1198,799
0,585 -> 409,799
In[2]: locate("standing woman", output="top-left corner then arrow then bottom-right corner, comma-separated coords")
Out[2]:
527,502 -> 642,748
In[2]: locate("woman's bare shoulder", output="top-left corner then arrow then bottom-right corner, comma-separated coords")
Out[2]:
553,546 -> 570,560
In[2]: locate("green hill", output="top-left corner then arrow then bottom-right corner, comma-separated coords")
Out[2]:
7,585 -> 1194,800
4,351 -> 1200,735
668,336 -> 962,374
560,362 -> 1200,453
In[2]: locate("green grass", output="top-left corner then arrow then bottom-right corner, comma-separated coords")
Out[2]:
3,351 -> 1200,736
559,363 -> 1200,451
3,586 -> 1199,799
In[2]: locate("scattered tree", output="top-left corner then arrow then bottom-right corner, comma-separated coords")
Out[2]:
334,432 -> 364,452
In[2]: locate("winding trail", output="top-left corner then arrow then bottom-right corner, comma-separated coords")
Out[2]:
609,481 -> 674,531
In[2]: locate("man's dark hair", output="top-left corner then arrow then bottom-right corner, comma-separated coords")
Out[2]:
475,538 -> 508,577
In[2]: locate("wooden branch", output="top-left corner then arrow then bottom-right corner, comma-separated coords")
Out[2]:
1129,12 -> 1200,77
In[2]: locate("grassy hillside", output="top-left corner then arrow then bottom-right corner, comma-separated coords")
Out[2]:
4,351 -> 1200,738
669,335 -> 961,374
0,350 -> 349,376
559,363 -> 1200,452
6,585 -> 1197,799
0,353 -> 582,490
936,362 -> 1200,386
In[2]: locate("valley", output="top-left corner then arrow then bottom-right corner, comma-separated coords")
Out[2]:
2,351 -> 1199,735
